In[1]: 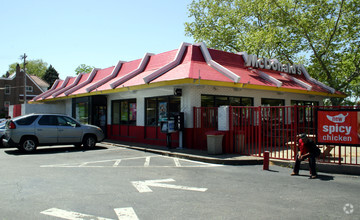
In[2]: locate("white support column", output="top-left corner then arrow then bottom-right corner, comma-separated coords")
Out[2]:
182,86 -> 201,129
218,106 -> 229,131
137,96 -> 145,126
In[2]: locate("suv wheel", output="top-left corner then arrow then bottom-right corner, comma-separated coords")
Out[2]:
20,137 -> 38,153
83,135 -> 96,149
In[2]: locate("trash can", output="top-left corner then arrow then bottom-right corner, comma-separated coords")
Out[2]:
205,131 -> 224,155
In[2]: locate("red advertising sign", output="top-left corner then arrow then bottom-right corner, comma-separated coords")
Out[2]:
317,110 -> 360,146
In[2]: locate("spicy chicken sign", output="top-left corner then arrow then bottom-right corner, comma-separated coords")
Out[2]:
317,110 -> 360,146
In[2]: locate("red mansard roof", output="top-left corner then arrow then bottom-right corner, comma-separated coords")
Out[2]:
31,43 -> 345,102
73,66 -> 115,95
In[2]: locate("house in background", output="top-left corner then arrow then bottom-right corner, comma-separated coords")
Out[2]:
0,64 -> 49,117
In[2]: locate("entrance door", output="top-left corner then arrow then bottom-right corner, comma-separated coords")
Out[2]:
94,105 -> 107,137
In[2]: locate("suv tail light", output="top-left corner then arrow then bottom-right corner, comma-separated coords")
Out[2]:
8,121 -> 16,129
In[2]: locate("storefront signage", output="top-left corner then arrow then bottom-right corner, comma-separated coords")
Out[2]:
245,54 -> 302,75
159,102 -> 167,122
317,109 -> 360,146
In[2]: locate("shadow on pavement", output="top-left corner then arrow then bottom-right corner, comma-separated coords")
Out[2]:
316,174 -> 334,181
4,146 -> 108,156
291,173 -> 334,181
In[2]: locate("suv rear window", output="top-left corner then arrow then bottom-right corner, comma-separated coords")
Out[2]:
15,115 -> 39,125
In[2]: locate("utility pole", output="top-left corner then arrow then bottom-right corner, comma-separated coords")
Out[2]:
20,53 -> 27,113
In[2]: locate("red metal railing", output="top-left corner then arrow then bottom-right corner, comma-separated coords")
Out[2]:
193,105 -> 360,165
192,107 -> 218,150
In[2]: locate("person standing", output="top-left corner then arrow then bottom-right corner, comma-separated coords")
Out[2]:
291,133 -> 319,179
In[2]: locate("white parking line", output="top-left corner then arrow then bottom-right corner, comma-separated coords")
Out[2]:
174,158 -> 181,167
41,208 -> 112,220
114,207 -> 139,220
113,159 -> 122,167
144,156 -> 151,167
41,207 -> 139,220
41,155 -> 224,168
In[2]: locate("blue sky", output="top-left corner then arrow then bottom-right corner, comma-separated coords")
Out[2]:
0,0 -> 194,79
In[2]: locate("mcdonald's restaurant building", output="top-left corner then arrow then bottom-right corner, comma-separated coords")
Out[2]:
30,42 -> 345,151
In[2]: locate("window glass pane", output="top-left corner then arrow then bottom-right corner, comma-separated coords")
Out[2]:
59,116 -> 78,127
129,102 -> 137,125
291,100 -> 319,106
241,97 -> 253,106
169,97 -> 180,113
146,98 -> 157,126
38,115 -> 55,126
201,95 -> 214,107
229,97 -> 241,106
15,115 -> 39,125
26,86 -> 33,92
215,96 -> 228,107
120,101 -> 129,123
76,102 -> 88,124
261,98 -> 284,106
5,85 -> 10,95
112,101 -> 120,125
158,97 -> 168,123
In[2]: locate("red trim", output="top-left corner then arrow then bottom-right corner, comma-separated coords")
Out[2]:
107,125 -> 180,148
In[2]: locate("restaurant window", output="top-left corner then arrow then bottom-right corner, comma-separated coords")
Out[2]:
201,95 -> 253,107
291,100 -> 318,124
112,99 -> 136,125
291,100 -> 319,106
145,96 -> 180,126
261,98 -> 285,106
76,102 -> 88,124
112,101 -> 120,125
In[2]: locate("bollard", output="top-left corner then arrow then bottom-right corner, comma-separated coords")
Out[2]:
263,151 -> 269,170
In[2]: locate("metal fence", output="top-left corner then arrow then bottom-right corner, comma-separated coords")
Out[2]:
192,107 -> 218,150
193,105 -> 360,165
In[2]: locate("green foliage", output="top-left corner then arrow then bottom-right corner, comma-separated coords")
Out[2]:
75,64 -> 94,75
42,65 -> 59,89
8,59 -> 48,78
185,0 -> 360,105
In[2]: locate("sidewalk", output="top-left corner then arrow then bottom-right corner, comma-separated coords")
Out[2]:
102,140 -> 360,175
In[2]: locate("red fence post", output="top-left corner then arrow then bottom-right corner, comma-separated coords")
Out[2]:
229,106 -> 233,153
258,106 -> 262,157
263,151 -> 269,170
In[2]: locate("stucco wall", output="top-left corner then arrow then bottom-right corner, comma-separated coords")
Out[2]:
9,102 -> 66,117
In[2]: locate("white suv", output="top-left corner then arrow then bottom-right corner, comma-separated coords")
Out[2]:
3,114 -> 105,153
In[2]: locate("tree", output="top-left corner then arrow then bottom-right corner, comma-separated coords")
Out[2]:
75,64 -> 94,75
42,65 -> 59,89
8,59 -> 48,78
185,0 -> 360,105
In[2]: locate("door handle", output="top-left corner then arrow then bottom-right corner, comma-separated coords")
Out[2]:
58,129 -> 64,132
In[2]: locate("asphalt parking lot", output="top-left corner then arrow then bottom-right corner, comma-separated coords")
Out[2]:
0,143 -> 359,220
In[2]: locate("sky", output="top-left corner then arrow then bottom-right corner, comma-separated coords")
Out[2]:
0,0 -> 194,80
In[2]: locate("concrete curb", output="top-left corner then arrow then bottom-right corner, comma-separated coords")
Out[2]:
103,141 -> 263,166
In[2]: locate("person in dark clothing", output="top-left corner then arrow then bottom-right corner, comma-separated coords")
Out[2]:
291,133 -> 318,179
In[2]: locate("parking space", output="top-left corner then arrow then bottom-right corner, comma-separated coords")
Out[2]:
41,154 -> 223,168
